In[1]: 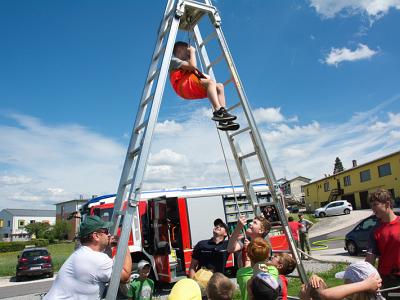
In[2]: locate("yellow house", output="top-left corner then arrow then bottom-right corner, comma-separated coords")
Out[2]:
304,150 -> 400,211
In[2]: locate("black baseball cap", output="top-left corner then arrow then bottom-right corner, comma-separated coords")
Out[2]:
214,218 -> 229,233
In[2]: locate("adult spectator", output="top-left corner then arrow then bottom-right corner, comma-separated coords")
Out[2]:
44,216 -> 132,299
188,218 -> 232,278
366,188 -> 400,299
298,213 -> 313,259
227,215 -> 271,268
288,216 -> 303,253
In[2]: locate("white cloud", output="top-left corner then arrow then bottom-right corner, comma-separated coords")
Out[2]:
324,44 -> 378,66
1,99 -> 400,209
149,149 -> 188,166
155,120 -> 184,135
309,0 -> 400,19
0,175 -> 33,186
253,107 -> 285,124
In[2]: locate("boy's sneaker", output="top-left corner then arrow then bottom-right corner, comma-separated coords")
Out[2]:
217,120 -> 240,131
212,107 -> 237,122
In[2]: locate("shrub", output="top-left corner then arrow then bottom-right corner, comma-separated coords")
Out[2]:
34,239 -> 49,247
0,241 -> 26,253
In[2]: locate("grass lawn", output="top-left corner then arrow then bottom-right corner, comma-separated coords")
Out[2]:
0,242 -> 75,277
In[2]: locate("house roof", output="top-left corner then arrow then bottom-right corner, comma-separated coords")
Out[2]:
3,209 -> 55,217
54,199 -> 88,205
304,150 -> 400,186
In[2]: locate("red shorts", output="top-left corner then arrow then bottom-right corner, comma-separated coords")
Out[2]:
170,69 -> 207,100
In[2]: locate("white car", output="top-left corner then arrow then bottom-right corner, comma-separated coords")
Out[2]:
314,200 -> 353,218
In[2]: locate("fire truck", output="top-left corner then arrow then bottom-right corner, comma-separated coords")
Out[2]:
80,184 -> 289,283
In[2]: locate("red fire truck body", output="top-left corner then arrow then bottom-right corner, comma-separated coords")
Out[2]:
82,185 -> 288,283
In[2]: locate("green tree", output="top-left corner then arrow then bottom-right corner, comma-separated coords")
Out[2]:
50,220 -> 72,240
333,157 -> 344,174
25,222 -> 51,239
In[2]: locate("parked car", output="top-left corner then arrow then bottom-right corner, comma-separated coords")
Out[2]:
16,247 -> 53,281
345,209 -> 400,256
287,205 -> 299,213
314,200 -> 353,218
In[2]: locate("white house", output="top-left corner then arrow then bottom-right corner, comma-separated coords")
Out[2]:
281,176 -> 311,204
0,209 -> 56,242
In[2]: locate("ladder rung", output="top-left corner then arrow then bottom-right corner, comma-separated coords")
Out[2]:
207,53 -> 224,70
247,176 -> 267,184
271,249 -> 292,253
147,69 -> 160,84
239,151 -> 257,161
135,121 -> 148,133
159,25 -> 170,40
223,77 -> 233,87
229,126 -> 251,137
200,31 -> 217,48
153,46 -> 166,61
123,178 -> 133,187
141,94 -> 155,107
226,101 -> 242,112
129,147 -> 141,158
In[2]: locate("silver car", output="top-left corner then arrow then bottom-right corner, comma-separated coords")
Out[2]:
314,200 -> 353,217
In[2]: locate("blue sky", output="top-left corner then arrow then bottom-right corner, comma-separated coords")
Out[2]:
1,0 -> 400,209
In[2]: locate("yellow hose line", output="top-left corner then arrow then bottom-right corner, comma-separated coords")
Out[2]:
311,237 -> 344,250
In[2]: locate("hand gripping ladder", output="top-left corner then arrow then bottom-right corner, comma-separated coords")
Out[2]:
106,1 -> 307,298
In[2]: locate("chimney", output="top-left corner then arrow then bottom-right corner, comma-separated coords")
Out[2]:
352,160 -> 357,167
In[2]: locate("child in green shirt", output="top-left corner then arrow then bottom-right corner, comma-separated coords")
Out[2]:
128,260 -> 154,300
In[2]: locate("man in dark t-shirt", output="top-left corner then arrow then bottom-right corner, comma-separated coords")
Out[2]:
366,188 -> 400,299
188,218 -> 231,278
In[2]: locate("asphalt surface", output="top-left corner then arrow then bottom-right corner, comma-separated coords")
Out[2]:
310,223 -> 356,249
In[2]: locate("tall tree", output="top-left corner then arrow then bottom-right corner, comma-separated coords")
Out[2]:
333,157 -> 344,174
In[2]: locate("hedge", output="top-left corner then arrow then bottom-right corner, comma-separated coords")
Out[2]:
0,239 -> 50,253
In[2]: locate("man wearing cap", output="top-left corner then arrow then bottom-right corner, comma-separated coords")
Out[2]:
366,188 -> 400,299
44,215 -> 132,299
188,218 -> 232,278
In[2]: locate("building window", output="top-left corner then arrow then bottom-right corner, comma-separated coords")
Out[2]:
30,220 -> 35,224
324,182 -> 330,192
7,220 -> 11,227
378,163 -> 391,177
4,233 -> 8,238
307,188 -> 309,196
0,219 -> 3,228
343,175 -> 351,187
301,186 -> 304,193
18,220 -> 25,228
360,170 -> 371,182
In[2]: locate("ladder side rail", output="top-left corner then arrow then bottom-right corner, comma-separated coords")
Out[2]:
193,25 -> 215,80
207,19 -> 308,283
212,25 -> 278,186
109,1 -> 177,236
106,9 -> 183,300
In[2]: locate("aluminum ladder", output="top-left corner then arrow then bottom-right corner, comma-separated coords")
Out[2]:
106,1 -> 307,298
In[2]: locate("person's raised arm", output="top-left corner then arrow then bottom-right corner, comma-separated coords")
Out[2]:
227,216 -> 247,253
319,273 -> 381,300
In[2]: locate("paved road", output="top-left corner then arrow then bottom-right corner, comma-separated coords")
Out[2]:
0,279 -> 52,299
310,224 -> 356,249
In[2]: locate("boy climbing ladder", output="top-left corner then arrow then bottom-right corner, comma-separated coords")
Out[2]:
169,41 -> 240,131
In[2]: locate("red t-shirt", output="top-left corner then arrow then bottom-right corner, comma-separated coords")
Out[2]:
368,216 -> 400,275
279,274 -> 288,300
288,222 -> 302,241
